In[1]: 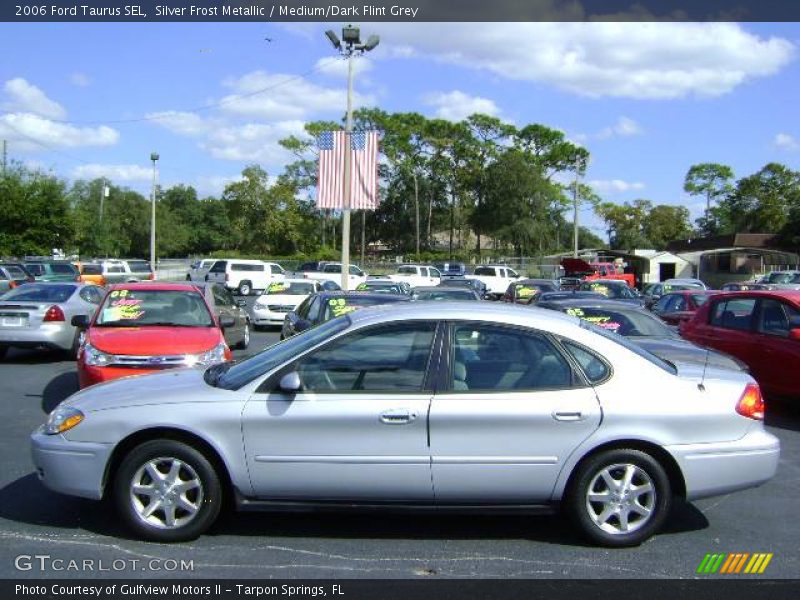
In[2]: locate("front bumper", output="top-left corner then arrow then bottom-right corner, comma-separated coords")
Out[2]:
252,307 -> 291,325
30,427 -> 113,500
0,323 -> 74,351
78,363 -> 163,388
666,428 -> 780,501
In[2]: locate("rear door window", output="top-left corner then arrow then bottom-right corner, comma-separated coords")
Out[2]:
757,299 -> 800,338
710,298 -> 757,331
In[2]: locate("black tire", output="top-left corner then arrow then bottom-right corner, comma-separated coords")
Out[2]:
238,281 -> 252,296
113,439 -> 223,543
565,448 -> 671,547
236,321 -> 250,350
0,346 -> 7,360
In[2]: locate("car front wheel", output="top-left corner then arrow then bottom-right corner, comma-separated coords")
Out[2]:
237,321 -> 250,350
565,448 -> 671,547
113,439 -> 223,542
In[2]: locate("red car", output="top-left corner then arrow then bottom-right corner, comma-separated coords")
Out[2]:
680,290 -> 800,398
74,282 -> 233,388
651,290 -> 719,326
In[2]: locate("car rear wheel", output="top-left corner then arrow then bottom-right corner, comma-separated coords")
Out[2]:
566,448 -> 670,547
236,321 -> 250,350
113,439 -> 223,542
238,281 -> 252,296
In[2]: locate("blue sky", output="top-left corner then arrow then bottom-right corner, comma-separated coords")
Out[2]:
1,21 -> 798,238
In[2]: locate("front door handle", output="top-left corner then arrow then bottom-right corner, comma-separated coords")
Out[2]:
379,409 -> 417,425
553,411 -> 586,422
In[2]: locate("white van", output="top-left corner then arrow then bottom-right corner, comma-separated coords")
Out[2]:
205,259 -> 285,296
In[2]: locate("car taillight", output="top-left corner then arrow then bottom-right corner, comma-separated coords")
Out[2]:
736,383 -> 764,420
9,281 -> 17,289
43,305 -> 65,322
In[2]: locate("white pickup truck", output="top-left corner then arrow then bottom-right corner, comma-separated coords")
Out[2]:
385,265 -> 442,288
302,262 -> 368,289
471,265 -> 522,299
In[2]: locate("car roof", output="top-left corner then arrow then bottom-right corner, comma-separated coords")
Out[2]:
347,301 -> 578,330
316,291 -> 410,301
582,279 -> 628,285
413,286 -> 473,292
539,298 -> 646,311
713,289 -> 800,302
108,282 -> 202,292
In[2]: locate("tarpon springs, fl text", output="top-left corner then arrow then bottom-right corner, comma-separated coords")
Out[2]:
15,584 -> 343,598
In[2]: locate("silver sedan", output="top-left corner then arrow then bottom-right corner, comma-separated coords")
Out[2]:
0,282 -> 104,359
31,302 -> 779,546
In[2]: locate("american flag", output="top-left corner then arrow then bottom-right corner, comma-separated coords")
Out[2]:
316,130 -> 379,210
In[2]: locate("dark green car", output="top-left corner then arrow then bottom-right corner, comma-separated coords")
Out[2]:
24,261 -> 79,282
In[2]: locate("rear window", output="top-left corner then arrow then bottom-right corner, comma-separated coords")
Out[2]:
25,264 -> 45,276
579,320 -> 677,374
565,307 -> 674,338
4,266 -> 27,279
322,264 -> 342,273
51,263 -> 78,275
474,267 -> 496,276
82,264 -> 103,275
2,283 -> 76,303
126,261 -> 152,273
397,266 -> 418,275
232,263 -> 264,272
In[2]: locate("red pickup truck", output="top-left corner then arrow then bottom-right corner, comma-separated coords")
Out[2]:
560,258 -> 636,288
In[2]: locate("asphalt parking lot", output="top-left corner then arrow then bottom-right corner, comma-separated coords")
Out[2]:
0,297 -> 798,579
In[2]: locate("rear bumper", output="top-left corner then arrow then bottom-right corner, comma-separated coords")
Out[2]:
252,307 -> 291,325
666,429 -> 780,501
0,323 -> 74,351
30,427 -> 112,500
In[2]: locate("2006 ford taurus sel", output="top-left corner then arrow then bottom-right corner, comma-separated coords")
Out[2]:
31,303 -> 780,546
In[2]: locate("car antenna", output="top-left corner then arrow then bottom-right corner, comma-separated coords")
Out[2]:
698,347 -> 710,392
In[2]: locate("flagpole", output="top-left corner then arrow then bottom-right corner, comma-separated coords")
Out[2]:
340,52 -> 354,291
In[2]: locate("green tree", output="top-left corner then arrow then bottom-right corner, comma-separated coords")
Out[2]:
643,205 -> 692,249
683,163 -> 735,235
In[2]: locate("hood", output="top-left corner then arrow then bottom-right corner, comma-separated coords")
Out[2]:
634,337 -> 747,372
88,325 -> 223,355
64,368 -> 229,412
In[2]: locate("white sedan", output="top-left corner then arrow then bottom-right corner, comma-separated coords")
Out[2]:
251,279 -> 339,329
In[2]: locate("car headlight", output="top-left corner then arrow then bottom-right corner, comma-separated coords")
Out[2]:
186,343 -> 228,367
44,406 -> 84,435
83,343 -> 113,367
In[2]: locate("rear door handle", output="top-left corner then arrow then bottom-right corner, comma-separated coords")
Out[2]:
379,409 -> 417,425
553,411 -> 586,422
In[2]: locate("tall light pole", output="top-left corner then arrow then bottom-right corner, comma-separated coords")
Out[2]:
573,155 -> 583,258
150,152 -> 159,279
325,25 -> 380,290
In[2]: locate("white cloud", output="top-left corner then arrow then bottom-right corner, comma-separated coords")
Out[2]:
0,113 -> 119,151
589,179 -> 646,194
145,111 -> 217,136
576,116 -> 644,142
774,133 -> 799,152
2,78 -> 66,119
69,72 -> 91,87
200,120 -> 307,164
374,23 -> 794,99
72,164 -> 153,182
218,70 -> 375,120
194,174 -> 247,197
423,90 -> 501,121
314,56 -> 373,79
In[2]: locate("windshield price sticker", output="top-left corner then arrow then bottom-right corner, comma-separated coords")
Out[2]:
328,298 -> 359,318
268,282 -> 289,293
583,315 -> 621,332
356,283 -> 369,291
516,286 -> 537,298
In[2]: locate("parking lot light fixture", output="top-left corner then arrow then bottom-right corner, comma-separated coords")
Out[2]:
150,152 -> 159,280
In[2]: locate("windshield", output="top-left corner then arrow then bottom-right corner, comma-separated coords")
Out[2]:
1,283 -> 76,303
82,264 -> 103,275
413,289 -> 476,301
691,294 -> 712,306
579,320 -> 677,374
322,295 -> 404,321
212,317 -> 350,390
126,261 -> 152,273
95,289 -> 214,327
565,306 -> 676,338
580,282 -> 636,299
766,272 -> 799,284
25,264 -> 46,276
264,281 -> 315,295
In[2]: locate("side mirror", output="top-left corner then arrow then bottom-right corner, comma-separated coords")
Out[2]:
219,315 -> 235,329
236,299 -> 247,307
71,314 -> 89,328
278,372 -> 302,393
